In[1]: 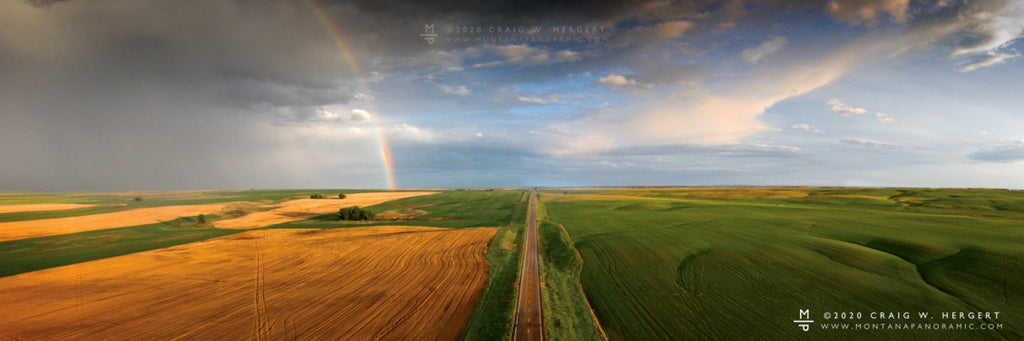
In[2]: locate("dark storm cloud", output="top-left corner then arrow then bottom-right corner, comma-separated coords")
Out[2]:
0,1 -> 369,190
905,0 -> 1022,70
4,1 -> 359,104
319,0 -> 647,23
23,0 -> 69,7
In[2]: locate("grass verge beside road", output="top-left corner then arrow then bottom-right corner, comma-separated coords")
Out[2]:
460,191 -> 529,341
536,195 -> 604,341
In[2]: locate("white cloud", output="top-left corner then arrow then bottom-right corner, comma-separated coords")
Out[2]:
826,0 -> 910,25
394,123 -> 419,134
315,108 -> 339,121
350,109 -> 371,121
793,123 -> 826,134
518,96 -> 551,104
353,92 -> 375,101
958,50 -> 1022,72
843,137 -> 903,149
595,74 -> 654,89
518,94 -> 567,105
741,36 -> 787,63
440,84 -> 471,96
361,71 -> 384,82
391,123 -> 434,141
876,112 -> 894,123
827,98 -> 867,115
530,129 -> 618,156
968,141 -> 1024,163
612,20 -> 694,48
475,132 -> 483,138
470,44 -> 582,68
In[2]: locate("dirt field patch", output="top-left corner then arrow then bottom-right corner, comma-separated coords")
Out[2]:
0,226 -> 496,340
0,204 -> 96,214
214,191 -> 436,229
0,204 -> 229,242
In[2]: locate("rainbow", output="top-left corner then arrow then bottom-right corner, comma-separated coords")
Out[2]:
306,0 -> 396,190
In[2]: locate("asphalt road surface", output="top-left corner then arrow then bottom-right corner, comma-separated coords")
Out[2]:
513,192 -> 543,341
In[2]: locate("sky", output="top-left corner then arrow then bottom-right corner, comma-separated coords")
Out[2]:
1,0 -> 1023,190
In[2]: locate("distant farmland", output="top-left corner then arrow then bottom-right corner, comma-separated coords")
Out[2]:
539,188 -> 1024,340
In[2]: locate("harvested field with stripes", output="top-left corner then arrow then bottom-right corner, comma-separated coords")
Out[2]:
0,226 -> 495,340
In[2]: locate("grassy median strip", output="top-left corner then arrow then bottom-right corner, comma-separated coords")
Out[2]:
536,194 -> 604,341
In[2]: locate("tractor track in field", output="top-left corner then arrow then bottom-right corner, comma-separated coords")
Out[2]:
251,235 -> 272,340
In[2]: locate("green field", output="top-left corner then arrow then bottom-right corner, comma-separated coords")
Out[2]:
271,190 -> 529,229
541,188 -> 1024,340
0,216 -> 241,277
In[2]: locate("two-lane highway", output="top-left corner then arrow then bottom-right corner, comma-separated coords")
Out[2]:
512,192 -> 543,341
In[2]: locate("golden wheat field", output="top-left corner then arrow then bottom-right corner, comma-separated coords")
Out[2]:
0,203 -> 229,242
0,204 -> 97,214
0,226 -> 496,340
213,191 -> 436,229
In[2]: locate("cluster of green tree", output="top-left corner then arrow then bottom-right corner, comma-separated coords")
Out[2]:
339,206 -> 374,221
311,193 -> 347,199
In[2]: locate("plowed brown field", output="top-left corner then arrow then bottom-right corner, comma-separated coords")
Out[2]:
213,191 -> 436,229
0,204 -> 229,242
0,226 -> 495,340
0,204 -> 96,214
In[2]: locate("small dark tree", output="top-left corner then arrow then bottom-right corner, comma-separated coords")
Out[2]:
133,197 -> 143,202
197,214 -> 207,225
338,193 -> 347,199
310,193 -> 324,199
339,206 -> 374,221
